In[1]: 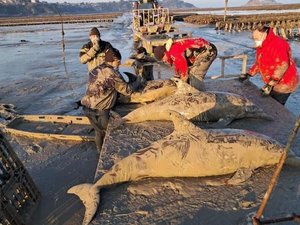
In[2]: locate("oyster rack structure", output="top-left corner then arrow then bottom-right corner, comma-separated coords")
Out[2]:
0,131 -> 40,225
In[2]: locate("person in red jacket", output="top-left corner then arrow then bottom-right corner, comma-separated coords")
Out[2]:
154,37 -> 217,90
239,26 -> 299,105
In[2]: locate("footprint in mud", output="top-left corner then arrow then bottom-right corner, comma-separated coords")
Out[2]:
25,143 -> 42,155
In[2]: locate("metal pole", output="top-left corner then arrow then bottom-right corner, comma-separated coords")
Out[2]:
253,115 -> 300,224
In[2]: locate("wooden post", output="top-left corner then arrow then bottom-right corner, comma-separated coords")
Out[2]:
241,55 -> 247,75
221,58 -> 225,78
224,0 -> 228,22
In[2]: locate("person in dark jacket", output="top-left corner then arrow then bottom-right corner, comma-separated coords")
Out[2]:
130,47 -> 157,81
80,27 -> 115,72
239,26 -> 299,105
81,48 -> 142,151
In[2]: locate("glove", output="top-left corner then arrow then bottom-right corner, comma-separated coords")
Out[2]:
239,73 -> 251,82
73,100 -> 82,109
92,42 -> 100,51
185,48 -> 193,58
135,52 -> 145,60
260,84 -> 273,96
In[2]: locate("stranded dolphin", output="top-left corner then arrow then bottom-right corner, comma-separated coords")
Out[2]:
123,79 -> 271,125
68,110 -> 289,225
118,79 -> 177,104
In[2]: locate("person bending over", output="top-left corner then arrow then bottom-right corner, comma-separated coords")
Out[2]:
154,37 -> 217,90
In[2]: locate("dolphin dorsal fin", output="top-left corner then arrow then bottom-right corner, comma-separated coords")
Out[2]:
167,110 -> 207,136
172,78 -> 200,95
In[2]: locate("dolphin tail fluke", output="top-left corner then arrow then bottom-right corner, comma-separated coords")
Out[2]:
67,184 -> 100,225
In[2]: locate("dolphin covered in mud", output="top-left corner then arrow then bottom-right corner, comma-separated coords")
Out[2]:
118,78 -> 177,104
123,79 -> 272,126
68,110 -> 291,225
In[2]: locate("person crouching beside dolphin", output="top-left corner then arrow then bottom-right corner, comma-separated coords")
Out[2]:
130,47 -> 157,81
81,48 -> 142,152
154,37 -> 217,90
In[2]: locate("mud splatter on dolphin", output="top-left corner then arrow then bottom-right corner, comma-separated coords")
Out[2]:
67,110 -> 293,225
123,79 -> 272,126
118,79 -> 177,104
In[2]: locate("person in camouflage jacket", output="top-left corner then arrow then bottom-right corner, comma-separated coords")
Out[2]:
80,27 -> 115,72
81,48 -> 142,151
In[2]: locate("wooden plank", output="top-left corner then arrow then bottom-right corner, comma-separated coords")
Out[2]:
4,115 -> 94,142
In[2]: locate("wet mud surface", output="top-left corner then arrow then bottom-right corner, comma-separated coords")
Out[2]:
90,79 -> 300,225
0,15 -> 299,225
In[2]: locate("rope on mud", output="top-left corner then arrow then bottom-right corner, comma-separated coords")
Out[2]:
252,114 -> 300,225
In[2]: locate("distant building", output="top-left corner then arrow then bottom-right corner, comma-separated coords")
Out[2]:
31,0 -> 39,3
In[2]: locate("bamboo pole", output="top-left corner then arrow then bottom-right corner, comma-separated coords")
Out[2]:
252,115 -> 300,225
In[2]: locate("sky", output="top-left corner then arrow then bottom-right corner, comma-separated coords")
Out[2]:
44,0 -> 300,8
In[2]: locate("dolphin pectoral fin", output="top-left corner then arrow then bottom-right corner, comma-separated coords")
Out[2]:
206,118 -> 233,128
67,184 -> 100,225
226,168 -> 253,185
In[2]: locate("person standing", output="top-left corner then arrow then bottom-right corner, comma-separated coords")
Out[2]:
80,27 -> 115,72
130,47 -> 157,81
81,48 -> 141,151
154,37 -> 217,90
239,26 -> 299,105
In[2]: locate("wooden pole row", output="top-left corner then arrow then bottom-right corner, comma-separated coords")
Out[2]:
216,21 -> 300,39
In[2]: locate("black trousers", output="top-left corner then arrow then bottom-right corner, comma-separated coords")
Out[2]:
270,91 -> 291,105
83,106 -> 110,152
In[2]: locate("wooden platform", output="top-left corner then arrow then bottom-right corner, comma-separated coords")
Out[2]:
91,78 -> 300,225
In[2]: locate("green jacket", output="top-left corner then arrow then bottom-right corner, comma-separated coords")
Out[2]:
79,40 -> 114,72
